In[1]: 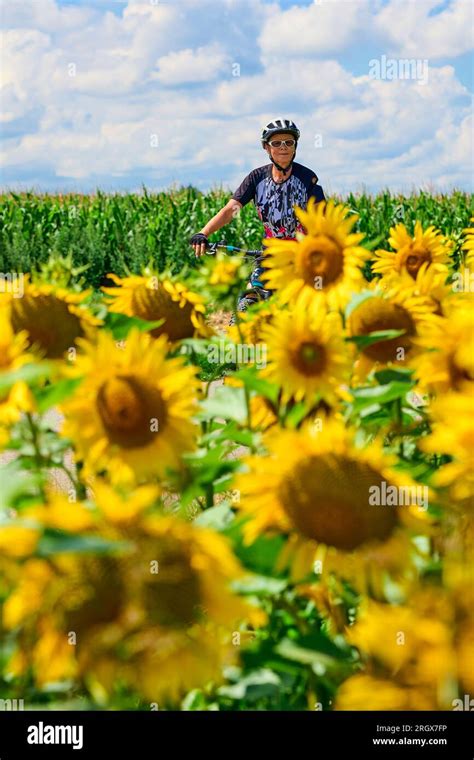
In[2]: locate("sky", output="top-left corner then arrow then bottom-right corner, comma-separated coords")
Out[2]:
1,0 -> 473,196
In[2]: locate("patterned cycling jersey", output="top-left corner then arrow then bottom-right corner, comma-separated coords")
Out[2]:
231,162 -> 325,240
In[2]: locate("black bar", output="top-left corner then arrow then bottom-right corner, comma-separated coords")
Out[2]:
0,710 -> 472,758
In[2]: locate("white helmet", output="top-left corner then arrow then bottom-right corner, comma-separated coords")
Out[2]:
261,118 -> 300,147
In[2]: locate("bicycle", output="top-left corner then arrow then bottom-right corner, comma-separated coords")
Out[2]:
204,242 -> 273,318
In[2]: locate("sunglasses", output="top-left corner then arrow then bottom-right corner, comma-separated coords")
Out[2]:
268,139 -> 296,148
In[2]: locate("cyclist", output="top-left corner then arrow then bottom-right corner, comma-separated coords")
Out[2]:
190,118 -> 325,313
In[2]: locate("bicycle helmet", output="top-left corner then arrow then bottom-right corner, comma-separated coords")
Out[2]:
261,118 -> 300,175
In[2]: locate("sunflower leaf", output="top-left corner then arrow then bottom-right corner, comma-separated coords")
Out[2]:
276,634 -> 348,664
194,502 -> 235,530
217,669 -> 282,700
0,363 -> 54,394
197,385 -> 248,423
373,367 -> 414,384
37,531 -> 132,556
223,518 -> 287,576
351,381 -> 414,407
233,367 -> 280,405
32,377 -> 83,412
345,329 -> 406,350
103,312 -> 165,339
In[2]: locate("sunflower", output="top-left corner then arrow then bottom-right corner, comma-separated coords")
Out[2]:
347,282 -> 438,383
410,304 -> 474,394
462,215 -> 474,268
372,221 -> 452,284
335,595 -> 457,710
261,199 -> 370,310
334,675 -> 437,711
259,289 -> 352,404
3,513 -> 262,704
235,418 -> 431,592
102,273 -> 211,341
208,256 -> 241,286
382,260 -> 452,314
226,300 -> 277,344
0,521 -> 41,558
420,390 -> 474,505
60,329 -> 200,484
5,277 -> 100,360
0,304 -> 36,432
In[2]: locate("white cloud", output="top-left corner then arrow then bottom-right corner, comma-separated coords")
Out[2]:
375,0 -> 473,59
0,0 -> 472,194
259,0 -> 368,61
152,44 -> 230,85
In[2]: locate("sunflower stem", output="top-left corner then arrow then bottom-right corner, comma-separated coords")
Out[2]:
234,295 -> 253,432
55,462 -> 87,500
394,397 -> 404,457
204,482 -> 214,509
25,412 -> 47,499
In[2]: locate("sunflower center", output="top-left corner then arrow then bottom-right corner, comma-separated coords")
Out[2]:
291,340 -> 327,376
278,455 -> 398,551
131,283 -> 195,341
97,375 -> 167,449
349,298 -> 416,362
402,244 -> 431,279
447,354 -> 474,389
65,557 -> 124,634
10,294 -> 83,359
299,236 -> 344,287
142,540 -> 202,628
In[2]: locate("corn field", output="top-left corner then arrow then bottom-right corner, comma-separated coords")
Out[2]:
0,189 -> 471,287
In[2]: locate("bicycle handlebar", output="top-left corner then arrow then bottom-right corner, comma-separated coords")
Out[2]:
206,242 -> 263,258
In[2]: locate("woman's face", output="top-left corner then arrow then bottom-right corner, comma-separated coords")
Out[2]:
265,132 -> 296,167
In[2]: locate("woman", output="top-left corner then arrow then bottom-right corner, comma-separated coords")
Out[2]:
190,118 -> 325,312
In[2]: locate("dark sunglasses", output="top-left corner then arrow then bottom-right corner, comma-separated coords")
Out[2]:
268,139 -> 296,148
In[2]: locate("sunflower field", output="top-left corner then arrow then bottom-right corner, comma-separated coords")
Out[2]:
0,191 -> 473,712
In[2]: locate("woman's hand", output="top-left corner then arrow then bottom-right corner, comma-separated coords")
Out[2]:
189,232 -> 209,257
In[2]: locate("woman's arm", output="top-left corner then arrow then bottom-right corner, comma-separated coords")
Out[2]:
192,199 -> 242,256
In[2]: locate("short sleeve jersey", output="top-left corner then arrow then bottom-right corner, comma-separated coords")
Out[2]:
232,162 -> 325,240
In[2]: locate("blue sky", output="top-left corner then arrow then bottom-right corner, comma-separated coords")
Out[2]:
1,0 -> 472,195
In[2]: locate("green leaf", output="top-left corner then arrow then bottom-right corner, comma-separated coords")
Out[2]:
194,502 -> 235,530
217,670 -> 282,701
231,574 -> 287,595
223,518 -> 286,575
103,312 -> 165,340
284,400 -> 312,428
233,367 -> 280,406
33,377 -> 83,412
345,329 -> 406,350
181,690 -> 208,711
0,362 -> 53,394
373,367 -> 414,384
198,385 -> 248,423
200,420 -> 258,449
37,531 -> 132,557
0,463 -> 43,510
178,338 -> 211,357
276,634 -> 347,666
351,381 -> 414,408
